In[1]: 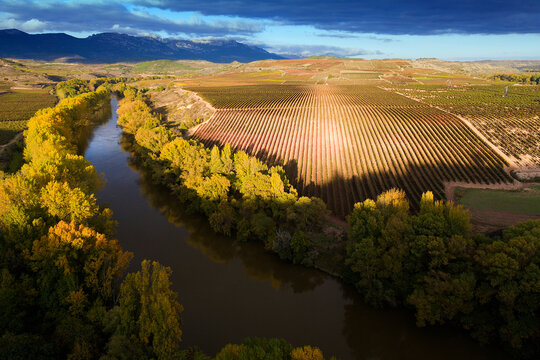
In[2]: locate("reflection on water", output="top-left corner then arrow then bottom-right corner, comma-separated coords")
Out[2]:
77,102 -> 112,154
84,97 -> 506,360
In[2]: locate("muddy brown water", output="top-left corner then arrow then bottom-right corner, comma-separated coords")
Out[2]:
83,97 -> 506,360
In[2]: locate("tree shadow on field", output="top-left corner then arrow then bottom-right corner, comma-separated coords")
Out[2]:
293,161 -> 511,219
0,129 -> 19,146
195,137 -> 512,219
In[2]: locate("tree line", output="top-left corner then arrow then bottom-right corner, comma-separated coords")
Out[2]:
490,73 -> 540,84
0,85 -> 184,359
55,77 -> 159,100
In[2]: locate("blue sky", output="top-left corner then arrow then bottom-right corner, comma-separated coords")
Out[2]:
0,0 -> 539,60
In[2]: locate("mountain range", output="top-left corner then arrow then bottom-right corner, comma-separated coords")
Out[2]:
0,29 -> 283,63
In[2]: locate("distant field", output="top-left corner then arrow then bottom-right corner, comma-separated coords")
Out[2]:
134,60 -> 195,74
456,186 -> 540,216
0,88 -> 56,144
190,84 -> 511,216
340,71 -> 381,80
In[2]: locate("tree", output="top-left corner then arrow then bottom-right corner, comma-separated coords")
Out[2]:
0,333 -> 57,360
112,260 -> 183,360
346,189 -> 411,305
407,235 -> 477,327
56,79 -> 90,99
472,220 -> 540,349
29,221 -> 132,309
40,181 -> 99,223
135,126 -> 173,155
292,197 -> 328,232
209,145 -> 224,174
291,346 -> 325,360
209,201 -> 236,236
215,338 -> 292,360
220,144 -> 233,174
215,338 -> 330,360
26,221 -> 131,359
290,231 -> 311,265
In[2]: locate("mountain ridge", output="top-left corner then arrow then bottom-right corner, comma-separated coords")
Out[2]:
0,29 -> 284,63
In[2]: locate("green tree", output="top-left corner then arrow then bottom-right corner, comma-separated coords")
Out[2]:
209,145 -> 224,174
215,338 -> 292,360
220,144 -> 233,174
29,221 -> 132,310
112,260 -> 183,360
40,181 -> 99,223
472,220 -> 540,349
135,126 -> 173,155
290,231 -> 311,265
407,234 -> 477,327
346,189 -> 411,305
209,201 -> 236,236
291,345 -> 325,360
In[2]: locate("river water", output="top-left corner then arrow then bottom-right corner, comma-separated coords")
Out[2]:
83,97 -> 505,360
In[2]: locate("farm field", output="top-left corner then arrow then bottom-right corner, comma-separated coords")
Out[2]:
0,85 -> 56,144
456,185 -> 540,216
454,185 -> 540,232
393,84 -> 540,167
189,84 -> 512,217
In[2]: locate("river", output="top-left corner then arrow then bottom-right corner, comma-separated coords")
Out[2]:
83,97 -> 505,360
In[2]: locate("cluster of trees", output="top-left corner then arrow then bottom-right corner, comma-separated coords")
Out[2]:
55,79 -> 91,99
0,87 -> 185,359
214,338 -> 332,360
117,87 -> 328,264
491,73 -> 540,84
55,77 -> 160,100
345,189 -> 540,356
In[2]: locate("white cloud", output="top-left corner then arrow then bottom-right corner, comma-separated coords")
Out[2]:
265,44 -> 382,58
0,17 -> 48,32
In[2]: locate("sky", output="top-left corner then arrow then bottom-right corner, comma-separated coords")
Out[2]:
0,0 -> 539,60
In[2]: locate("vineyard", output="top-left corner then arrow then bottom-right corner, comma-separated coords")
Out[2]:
189,85 -> 512,217
393,84 -> 540,166
0,88 -> 56,144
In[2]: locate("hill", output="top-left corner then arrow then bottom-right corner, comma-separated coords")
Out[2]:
0,29 -> 283,63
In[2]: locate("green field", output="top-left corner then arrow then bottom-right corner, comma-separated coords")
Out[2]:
0,88 -> 56,144
456,185 -> 540,215
133,60 -> 195,74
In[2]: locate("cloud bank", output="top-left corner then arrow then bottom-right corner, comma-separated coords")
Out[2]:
0,0 -> 264,36
266,44 -> 382,59
131,0 -> 540,35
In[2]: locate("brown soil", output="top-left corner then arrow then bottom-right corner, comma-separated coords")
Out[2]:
468,209 -> 540,233
150,86 -> 215,127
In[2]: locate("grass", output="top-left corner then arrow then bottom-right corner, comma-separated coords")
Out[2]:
0,120 -> 26,144
0,89 -> 56,145
133,60 -> 195,74
456,186 -> 540,216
